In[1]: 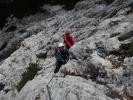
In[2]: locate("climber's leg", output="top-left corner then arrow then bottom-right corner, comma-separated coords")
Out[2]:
54,61 -> 63,73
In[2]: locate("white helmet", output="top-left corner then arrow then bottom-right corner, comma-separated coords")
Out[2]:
58,43 -> 64,47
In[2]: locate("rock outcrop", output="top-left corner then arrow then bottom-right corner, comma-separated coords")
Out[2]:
0,0 -> 133,100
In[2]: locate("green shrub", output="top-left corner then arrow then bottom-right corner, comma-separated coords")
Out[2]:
16,63 -> 41,92
119,43 -> 133,57
110,42 -> 133,58
110,32 -> 121,38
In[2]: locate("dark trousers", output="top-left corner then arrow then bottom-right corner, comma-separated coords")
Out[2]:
54,61 -> 63,73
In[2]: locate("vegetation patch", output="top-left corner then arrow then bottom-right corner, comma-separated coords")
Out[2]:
110,42 -> 133,58
110,32 -> 121,38
118,43 -> 133,57
118,30 -> 133,41
86,63 -> 100,81
16,63 -> 41,92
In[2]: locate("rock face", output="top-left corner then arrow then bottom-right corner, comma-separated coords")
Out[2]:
0,0 -> 133,100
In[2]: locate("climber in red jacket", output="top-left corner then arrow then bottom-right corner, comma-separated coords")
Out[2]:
64,31 -> 76,49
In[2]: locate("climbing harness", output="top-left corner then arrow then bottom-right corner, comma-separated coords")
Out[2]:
46,74 -> 56,100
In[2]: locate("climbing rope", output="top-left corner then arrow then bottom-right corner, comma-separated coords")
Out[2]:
46,74 -> 56,100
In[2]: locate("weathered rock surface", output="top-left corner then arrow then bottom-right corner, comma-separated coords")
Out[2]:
0,0 -> 133,100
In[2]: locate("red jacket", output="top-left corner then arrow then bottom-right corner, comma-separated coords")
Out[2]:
64,33 -> 76,49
